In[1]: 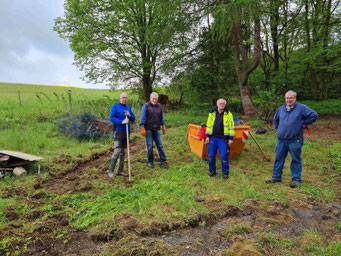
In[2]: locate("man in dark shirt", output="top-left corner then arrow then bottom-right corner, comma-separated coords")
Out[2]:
205,99 -> 234,180
140,92 -> 169,169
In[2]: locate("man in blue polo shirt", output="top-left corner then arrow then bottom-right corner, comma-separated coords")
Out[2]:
266,90 -> 318,188
108,92 -> 135,178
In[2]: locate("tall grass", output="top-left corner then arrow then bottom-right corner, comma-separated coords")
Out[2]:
0,83 -> 121,161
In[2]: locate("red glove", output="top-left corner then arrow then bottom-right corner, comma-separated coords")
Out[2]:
162,126 -> 166,134
141,128 -> 146,136
302,125 -> 311,135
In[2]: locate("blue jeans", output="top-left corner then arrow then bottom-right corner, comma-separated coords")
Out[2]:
208,137 -> 229,174
272,140 -> 303,183
145,129 -> 167,164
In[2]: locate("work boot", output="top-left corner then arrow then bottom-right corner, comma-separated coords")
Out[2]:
266,179 -> 282,184
117,158 -> 128,177
223,173 -> 229,180
208,170 -> 216,177
160,161 -> 169,169
147,162 -> 154,168
108,158 -> 118,178
290,181 -> 298,188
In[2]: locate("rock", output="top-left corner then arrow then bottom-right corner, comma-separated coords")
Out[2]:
13,166 -> 27,176
292,209 -> 313,219
255,128 -> 267,134
329,203 -> 341,209
241,215 -> 255,221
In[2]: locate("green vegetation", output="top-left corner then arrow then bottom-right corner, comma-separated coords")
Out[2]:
0,83 -> 340,255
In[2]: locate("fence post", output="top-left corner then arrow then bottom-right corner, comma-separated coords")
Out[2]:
18,90 -> 22,106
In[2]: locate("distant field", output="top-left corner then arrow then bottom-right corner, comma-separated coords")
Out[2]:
0,82 -> 124,158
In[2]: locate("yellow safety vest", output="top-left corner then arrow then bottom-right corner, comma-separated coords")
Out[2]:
206,109 -> 235,139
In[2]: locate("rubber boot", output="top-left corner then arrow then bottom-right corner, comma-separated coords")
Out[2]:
117,157 -> 128,177
108,158 -> 118,178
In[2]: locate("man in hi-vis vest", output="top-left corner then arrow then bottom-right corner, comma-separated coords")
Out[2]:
205,99 -> 234,180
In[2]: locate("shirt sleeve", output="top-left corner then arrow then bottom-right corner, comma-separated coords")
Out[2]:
139,104 -> 147,128
160,105 -> 166,126
302,105 -> 318,125
274,109 -> 280,131
109,105 -> 123,125
128,107 -> 136,123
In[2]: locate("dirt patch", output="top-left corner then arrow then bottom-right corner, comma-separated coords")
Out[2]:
305,114 -> 341,142
4,118 -> 340,255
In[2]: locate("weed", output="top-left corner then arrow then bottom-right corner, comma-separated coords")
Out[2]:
224,224 -> 252,238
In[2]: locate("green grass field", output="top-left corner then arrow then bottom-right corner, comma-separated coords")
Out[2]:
0,83 -> 340,255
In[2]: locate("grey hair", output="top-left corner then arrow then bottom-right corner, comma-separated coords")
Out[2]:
120,92 -> 128,98
285,90 -> 297,97
217,98 -> 226,104
150,92 -> 159,98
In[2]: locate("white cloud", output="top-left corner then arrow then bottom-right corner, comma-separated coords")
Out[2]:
0,0 -> 108,89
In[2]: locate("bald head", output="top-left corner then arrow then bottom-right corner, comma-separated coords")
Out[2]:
120,92 -> 128,105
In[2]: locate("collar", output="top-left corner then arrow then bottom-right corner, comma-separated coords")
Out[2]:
211,107 -> 229,114
285,102 -> 296,111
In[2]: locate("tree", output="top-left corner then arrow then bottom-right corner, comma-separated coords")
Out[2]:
55,0 -> 195,101
213,0 -> 261,116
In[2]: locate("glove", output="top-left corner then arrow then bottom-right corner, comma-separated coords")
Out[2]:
302,125 -> 311,135
122,117 -> 129,124
141,128 -> 146,136
225,145 -> 230,156
162,126 -> 166,134
124,110 -> 131,118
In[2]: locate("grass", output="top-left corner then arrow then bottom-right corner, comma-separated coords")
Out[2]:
0,83 -> 341,255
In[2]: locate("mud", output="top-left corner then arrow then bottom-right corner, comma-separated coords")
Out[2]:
2,116 -> 341,255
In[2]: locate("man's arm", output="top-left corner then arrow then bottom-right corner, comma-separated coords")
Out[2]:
274,110 -> 280,131
160,105 -> 166,127
302,106 -> 318,125
128,107 -> 136,122
109,105 -> 123,125
139,104 -> 147,128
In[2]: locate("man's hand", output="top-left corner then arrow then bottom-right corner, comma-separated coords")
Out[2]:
228,140 -> 233,146
141,128 -> 146,136
124,110 -> 131,118
162,126 -> 166,134
205,137 -> 210,144
122,117 -> 129,124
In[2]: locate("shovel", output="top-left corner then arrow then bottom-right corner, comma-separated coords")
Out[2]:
124,116 -> 132,182
249,131 -> 271,162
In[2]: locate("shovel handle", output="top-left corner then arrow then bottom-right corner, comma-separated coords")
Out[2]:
249,131 -> 271,162
126,123 -> 132,181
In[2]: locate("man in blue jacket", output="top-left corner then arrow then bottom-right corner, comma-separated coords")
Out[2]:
266,91 -> 318,188
108,92 -> 135,178
140,92 -> 169,169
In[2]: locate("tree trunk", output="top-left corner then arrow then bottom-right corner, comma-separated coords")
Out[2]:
237,75 -> 256,116
142,74 -> 152,102
231,16 -> 260,117
270,0 -> 280,73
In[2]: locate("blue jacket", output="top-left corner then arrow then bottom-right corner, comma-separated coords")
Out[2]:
274,102 -> 318,141
109,103 -> 135,132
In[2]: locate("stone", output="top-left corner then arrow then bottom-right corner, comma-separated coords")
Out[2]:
13,167 -> 27,176
292,209 -> 313,219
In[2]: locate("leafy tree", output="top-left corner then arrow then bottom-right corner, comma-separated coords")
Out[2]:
213,0 -> 261,116
55,0 -> 195,101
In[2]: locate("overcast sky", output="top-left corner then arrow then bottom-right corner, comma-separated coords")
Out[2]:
0,0 -> 109,89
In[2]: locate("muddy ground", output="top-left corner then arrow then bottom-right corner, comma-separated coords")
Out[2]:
1,114 -> 340,255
